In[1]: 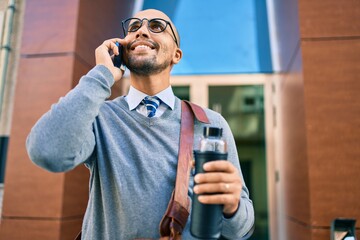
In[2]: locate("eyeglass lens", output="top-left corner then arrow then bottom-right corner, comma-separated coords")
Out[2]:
125,18 -> 167,34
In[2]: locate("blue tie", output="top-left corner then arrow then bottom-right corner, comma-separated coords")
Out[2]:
143,96 -> 161,118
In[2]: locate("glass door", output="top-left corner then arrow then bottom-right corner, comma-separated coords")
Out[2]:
209,85 -> 268,240
171,73 -> 276,239
173,86 -> 190,101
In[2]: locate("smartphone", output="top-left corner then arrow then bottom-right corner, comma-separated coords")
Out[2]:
113,42 -> 124,69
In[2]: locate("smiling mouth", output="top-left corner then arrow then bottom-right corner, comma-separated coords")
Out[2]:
132,45 -> 155,51
129,39 -> 158,51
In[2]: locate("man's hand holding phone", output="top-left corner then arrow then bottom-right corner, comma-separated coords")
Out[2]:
95,38 -> 127,82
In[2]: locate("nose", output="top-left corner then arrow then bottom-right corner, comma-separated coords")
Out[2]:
135,20 -> 150,39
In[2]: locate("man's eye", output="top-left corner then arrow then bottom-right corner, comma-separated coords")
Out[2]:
128,22 -> 141,32
149,21 -> 166,32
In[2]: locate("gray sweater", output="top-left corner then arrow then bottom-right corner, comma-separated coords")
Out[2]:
26,65 -> 254,239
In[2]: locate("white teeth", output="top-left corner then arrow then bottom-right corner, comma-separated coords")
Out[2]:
134,45 -> 151,50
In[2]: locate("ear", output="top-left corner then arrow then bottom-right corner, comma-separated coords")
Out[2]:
172,48 -> 182,65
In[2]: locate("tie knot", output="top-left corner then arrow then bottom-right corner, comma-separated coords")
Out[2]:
143,96 -> 161,118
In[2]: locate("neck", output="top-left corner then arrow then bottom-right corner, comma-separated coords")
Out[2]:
129,69 -> 171,96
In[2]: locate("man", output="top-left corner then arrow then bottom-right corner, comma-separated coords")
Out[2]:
26,9 -> 254,239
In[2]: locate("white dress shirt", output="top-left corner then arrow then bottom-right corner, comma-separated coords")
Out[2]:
124,85 -> 175,117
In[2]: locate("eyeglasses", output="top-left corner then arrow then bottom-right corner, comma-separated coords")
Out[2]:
122,18 -> 179,47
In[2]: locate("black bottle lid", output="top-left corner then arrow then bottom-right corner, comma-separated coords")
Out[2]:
203,127 -> 223,138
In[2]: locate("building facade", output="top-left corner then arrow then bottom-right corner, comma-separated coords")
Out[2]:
0,0 -> 359,239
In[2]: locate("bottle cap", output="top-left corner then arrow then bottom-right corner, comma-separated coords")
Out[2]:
203,127 -> 222,137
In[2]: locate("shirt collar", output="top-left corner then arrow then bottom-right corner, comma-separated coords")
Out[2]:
126,85 -> 175,111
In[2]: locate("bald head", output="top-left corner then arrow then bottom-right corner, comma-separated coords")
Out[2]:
133,9 -> 180,47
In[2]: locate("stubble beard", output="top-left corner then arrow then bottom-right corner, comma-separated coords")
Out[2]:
125,54 -> 171,76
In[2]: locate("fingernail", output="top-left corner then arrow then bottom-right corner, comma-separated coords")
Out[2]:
194,175 -> 200,183
193,186 -> 198,193
203,163 -> 209,170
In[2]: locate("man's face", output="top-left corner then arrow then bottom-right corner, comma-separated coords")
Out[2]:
123,10 -> 180,76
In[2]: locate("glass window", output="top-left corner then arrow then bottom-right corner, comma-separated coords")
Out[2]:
172,86 -> 190,101
209,85 -> 268,240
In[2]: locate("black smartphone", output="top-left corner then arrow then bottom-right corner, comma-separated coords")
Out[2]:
113,42 -> 124,68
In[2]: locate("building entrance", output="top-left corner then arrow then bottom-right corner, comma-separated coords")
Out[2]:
172,73 -> 276,239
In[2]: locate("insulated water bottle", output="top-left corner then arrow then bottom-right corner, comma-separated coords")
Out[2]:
191,126 -> 228,239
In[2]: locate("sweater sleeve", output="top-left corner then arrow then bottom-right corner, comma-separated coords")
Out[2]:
26,65 -> 114,172
217,114 -> 255,239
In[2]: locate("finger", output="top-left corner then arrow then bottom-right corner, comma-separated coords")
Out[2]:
112,37 -> 131,53
95,44 -> 114,65
203,160 -> 238,173
197,193 -> 237,205
198,194 -> 240,216
101,39 -> 121,55
116,37 -> 129,46
194,172 -> 239,184
110,41 -> 119,55
106,38 -> 126,46
194,182 -> 235,195
102,39 -> 116,48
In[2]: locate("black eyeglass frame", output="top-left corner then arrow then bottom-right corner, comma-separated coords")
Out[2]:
122,17 -> 179,47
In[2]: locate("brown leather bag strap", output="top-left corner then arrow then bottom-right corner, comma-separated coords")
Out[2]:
159,101 -> 209,239
174,101 -> 209,207
183,100 -> 210,124
175,101 -> 195,206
